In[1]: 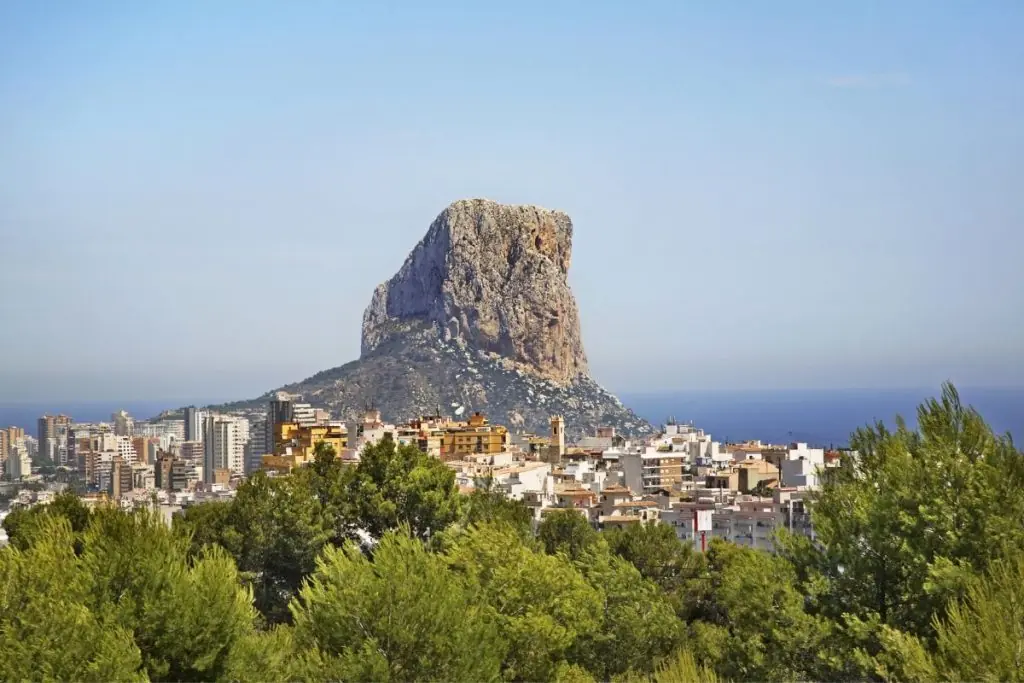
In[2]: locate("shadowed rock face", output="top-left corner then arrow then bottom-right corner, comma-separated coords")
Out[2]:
361,199 -> 588,384
203,199 -> 652,438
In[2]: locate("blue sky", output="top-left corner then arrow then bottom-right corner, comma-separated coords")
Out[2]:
1,1 -> 1022,402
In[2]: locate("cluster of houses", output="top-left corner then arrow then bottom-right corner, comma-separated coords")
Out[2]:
445,417 -> 844,551
4,404 -> 848,553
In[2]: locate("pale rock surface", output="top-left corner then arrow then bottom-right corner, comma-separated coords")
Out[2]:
204,199 -> 652,438
361,199 -> 588,383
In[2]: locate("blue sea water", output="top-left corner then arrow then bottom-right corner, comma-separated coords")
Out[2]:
1,388 -> 1021,449
618,387 -> 1024,448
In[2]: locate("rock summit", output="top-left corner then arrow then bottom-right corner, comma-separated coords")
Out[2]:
230,199 -> 651,437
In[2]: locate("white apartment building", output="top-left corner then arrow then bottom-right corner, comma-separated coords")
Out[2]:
491,461 -> 551,500
662,422 -> 728,465
780,442 -> 825,488
136,420 -> 186,441
117,436 -> 137,464
345,411 -> 396,457
6,439 -> 31,480
781,457 -> 820,488
710,502 -> 780,552
293,403 -> 316,426
657,487 -> 818,552
787,442 -> 825,466
561,459 -> 608,492
203,415 -> 250,481
616,446 -> 692,495
95,431 -> 119,453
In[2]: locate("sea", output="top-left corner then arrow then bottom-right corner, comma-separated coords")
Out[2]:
1,388 -> 1021,449
620,387 -> 1024,448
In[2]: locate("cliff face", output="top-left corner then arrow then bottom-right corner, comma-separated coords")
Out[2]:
362,199 -> 589,384
212,199 -> 652,438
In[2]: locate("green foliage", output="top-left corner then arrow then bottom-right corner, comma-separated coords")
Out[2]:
222,625 -> 299,682
0,506 -> 257,682
806,383 -> 1024,641
0,517 -> 144,681
0,384 -> 1019,683
538,508 -> 599,560
291,440 -> 355,546
932,550 -> 1024,681
605,522 -> 707,617
689,539 -> 832,682
445,522 -> 602,680
462,476 -> 534,539
176,436 -> 463,626
572,539 -> 684,679
176,471 -> 333,624
650,649 -> 722,683
291,529 -> 504,681
2,490 -> 91,551
342,434 -> 464,541
81,506 -> 256,681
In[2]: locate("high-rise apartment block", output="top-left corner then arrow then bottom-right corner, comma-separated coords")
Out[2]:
180,440 -> 204,463
2,427 -> 27,479
112,410 -> 134,437
116,436 -> 138,464
156,452 -> 189,492
293,403 -> 316,426
6,433 -> 31,480
246,419 -> 268,474
110,457 -> 133,498
203,414 -> 249,482
266,394 -> 294,452
265,393 -> 320,453
184,407 -> 206,442
37,414 -> 72,465
0,428 -> 10,472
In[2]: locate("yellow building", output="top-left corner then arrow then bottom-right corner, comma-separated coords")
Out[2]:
438,412 -> 509,460
262,422 -> 348,472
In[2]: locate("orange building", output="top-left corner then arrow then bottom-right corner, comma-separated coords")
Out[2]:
262,422 -> 348,472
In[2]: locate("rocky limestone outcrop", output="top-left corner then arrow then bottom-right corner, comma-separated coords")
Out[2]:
203,199 -> 652,438
361,199 -> 588,384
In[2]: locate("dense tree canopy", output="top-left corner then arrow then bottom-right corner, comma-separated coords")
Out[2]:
2,383 -> 1022,681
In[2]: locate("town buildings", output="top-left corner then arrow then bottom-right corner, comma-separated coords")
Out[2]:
10,401 -> 837,558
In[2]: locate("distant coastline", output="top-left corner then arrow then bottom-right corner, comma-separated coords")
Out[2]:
0,399 -> 222,433
2,386 -> 1020,448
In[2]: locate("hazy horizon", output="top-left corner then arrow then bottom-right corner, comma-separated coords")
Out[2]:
3,386 -> 1023,448
2,1 -> 1022,402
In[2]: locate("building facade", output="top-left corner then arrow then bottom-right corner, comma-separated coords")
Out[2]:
184,407 -> 205,442
203,415 -> 249,481
37,414 -> 72,465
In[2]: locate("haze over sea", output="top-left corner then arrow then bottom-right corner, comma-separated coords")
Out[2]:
2,386 -> 1020,449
